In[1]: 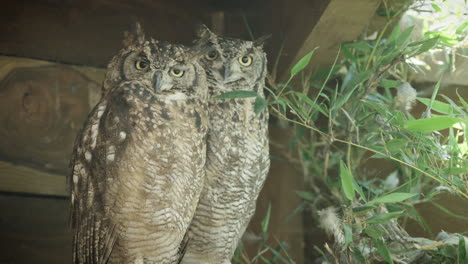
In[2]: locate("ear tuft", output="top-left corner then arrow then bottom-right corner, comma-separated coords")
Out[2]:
123,21 -> 146,47
196,24 -> 215,39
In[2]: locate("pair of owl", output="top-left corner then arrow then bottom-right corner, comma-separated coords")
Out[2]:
69,23 -> 269,264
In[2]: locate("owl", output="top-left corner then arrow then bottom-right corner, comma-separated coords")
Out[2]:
180,25 -> 270,263
69,25 -> 209,264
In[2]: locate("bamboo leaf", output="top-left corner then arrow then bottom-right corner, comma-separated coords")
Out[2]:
431,4 -> 441,12
458,235 -> 467,264
353,205 -> 377,213
386,139 -> 407,152
415,36 -> 439,55
340,160 -> 355,201
405,116 -> 464,132
290,48 -> 317,77
261,204 -> 272,233
343,224 -> 353,249
364,226 -> 385,239
380,79 -> 402,89
254,96 -> 268,115
417,98 -> 456,114
396,26 -> 414,46
368,192 -> 417,205
366,211 -> 404,224
373,237 -> 394,264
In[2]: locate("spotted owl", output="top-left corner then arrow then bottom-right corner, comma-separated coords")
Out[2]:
69,25 -> 209,264
180,25 -> 270,263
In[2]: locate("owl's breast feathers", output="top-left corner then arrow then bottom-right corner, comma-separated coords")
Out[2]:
70,81 -> 208,263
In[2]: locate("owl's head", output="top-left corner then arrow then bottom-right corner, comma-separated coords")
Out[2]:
195,24 -> 267,91
104,23 -> 206,99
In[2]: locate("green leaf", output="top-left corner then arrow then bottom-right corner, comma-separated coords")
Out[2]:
368,192 -> 417,205
364,225 -> 385,239
366,211 -> 404,224
352,247 -> 366,264
254,96 -> 268,115
380,80 -> 402,89
405,116 -> 464,132
458,235 -> 467,264
352,178 -> 367,202
341,45 -> 358,64
431,4 -> 441,12
346,42 -> 372,52
214,90 -> 258,99
292,92 -> 328,116
417,98 -> 456,114
373,238 -> 394,264
386,139 -> 407,152
290,48 -> 317,77
415,36 -> 439,55
396,26 -> 414,46
340,160 -> 355,201
353,205 -> 377,213
456,89 -> 468,110
456,21 -> 468,35
443,167 -> 468,175
261,204 -> 271,233
343,224 -> 353,249
388,24 -> 401,43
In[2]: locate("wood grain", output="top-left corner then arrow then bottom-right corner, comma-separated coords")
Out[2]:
0,160 -> 67,197
0,57 -> 103,175
280,0 -> 382,81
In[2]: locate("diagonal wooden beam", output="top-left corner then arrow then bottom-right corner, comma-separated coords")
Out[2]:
282,0 -> 382,81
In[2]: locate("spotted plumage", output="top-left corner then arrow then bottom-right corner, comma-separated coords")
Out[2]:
180,25 -> 270,263
69,25 -> 208,264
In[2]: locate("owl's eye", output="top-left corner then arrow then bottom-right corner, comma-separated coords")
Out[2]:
238,55 -> 253,66
205,50 -> 218,61
170,68 -> 185,77
135,60 -> 149,70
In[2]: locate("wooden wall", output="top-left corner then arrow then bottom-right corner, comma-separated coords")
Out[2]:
0,0 -> 384,263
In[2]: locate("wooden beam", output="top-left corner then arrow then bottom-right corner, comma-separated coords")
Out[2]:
0,0 -> 208,67
0,56 -> 103,175
0,161 -> 67,197
281,0 -> 382,80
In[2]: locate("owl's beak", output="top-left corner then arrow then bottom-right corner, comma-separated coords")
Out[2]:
153,71 -> 162,92
223,64 -> 231,81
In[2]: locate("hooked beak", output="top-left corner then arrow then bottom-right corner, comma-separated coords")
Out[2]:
223,64 -> 231,83
153,71 -> 162,92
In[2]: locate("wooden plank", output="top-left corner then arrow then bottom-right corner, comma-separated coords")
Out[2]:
0,161 -> 67,196
0,0 -> 212,67
0,56 -> 103,174
0,194 -> 71,264
245,126 -> 305,263
281,0 -> 382,80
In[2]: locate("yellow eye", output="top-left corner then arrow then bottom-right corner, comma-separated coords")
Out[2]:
205,50 -> 218,61
135,60 -> 149,70
238,55 -> 253,66
170,68 -> 184,77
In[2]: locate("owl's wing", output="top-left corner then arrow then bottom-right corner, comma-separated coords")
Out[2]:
69,97 -> 118,264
